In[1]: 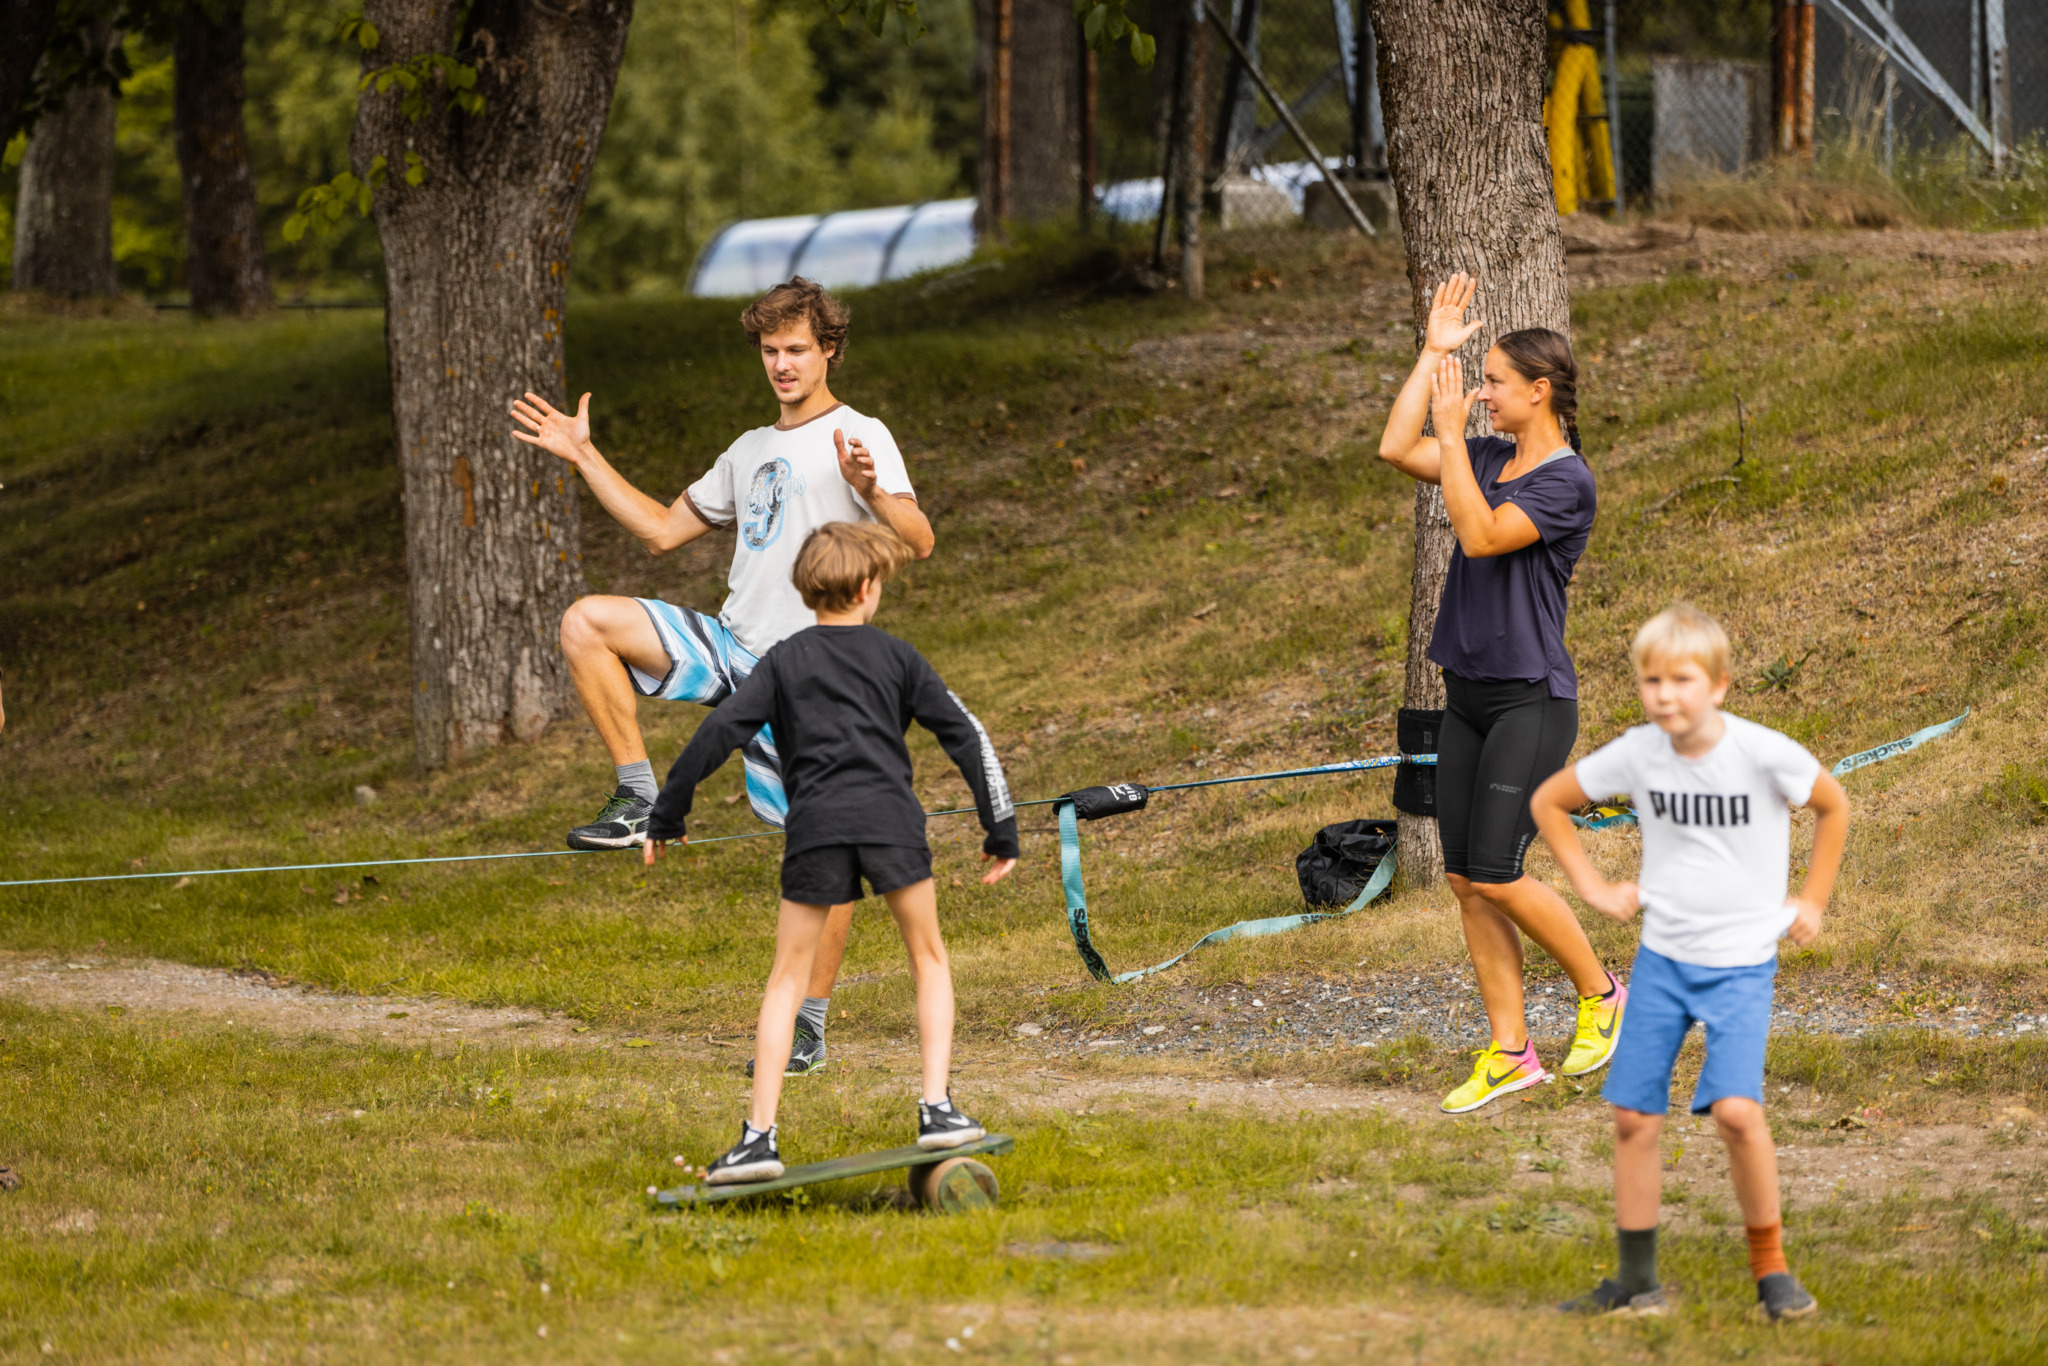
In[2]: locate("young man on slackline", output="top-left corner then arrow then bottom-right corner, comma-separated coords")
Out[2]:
512,277 -> 934,1078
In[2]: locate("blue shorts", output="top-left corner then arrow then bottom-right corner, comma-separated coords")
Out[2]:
1603,944 -> 1776,1116
628,600 -> 788,829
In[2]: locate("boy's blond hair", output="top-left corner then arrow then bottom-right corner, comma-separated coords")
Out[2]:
791,522 -> 914,613
1629,604 -> 1732,680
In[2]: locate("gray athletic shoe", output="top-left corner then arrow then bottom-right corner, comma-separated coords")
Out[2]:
746,1019 -> 827,1077
1755,1272 -> 1818,1321
1560,1279 -> 1667,1316
567,788 -> 652,850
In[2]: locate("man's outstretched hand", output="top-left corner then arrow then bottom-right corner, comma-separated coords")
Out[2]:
834,428 -> 880,501
512,391 -> 593,465
981,854 -> 1016,885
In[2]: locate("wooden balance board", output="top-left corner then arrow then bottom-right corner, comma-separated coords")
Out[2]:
652,1133 -> 1013,1213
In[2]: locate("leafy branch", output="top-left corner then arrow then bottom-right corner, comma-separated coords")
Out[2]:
284,13 -> 477,242
282,152 -> 424,242
1076,0 -> 1155,66
818,0 -> 924,43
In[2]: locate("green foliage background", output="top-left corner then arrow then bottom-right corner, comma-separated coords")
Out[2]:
0,0 -> 978,298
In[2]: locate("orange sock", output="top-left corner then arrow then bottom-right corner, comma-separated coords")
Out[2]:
1746,1222 -> 1789,1280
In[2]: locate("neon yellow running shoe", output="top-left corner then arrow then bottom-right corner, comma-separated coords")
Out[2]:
1562,974 -> 1627,1077
1441,1041 -> 1548,1114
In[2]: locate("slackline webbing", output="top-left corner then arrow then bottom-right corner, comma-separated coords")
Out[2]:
1567,709 -> 1970,830
0,708 -> 1973,988
0,754 -> 1433,890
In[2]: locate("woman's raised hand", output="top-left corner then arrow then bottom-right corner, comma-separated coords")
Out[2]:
1424,272 -> 1485,357
511,391 -> 593,464
1430,356 -> 1479,438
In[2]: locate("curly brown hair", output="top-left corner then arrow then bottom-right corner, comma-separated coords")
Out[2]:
740,277 -> 851,373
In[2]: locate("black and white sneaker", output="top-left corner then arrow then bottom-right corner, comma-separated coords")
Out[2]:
1754,1272 -> 1818,1321
567,788 -> 653,851
916,1096 -> 986,1151
746,1019 -> 828,1078
702,1122 -> 784,1186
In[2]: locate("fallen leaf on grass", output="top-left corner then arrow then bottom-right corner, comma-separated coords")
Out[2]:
624,1039 -> 653,1049
386,1011 -> 409,1019
1191,602 -> 1218,620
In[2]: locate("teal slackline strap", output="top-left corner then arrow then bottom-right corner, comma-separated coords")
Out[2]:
1057,797 -> 1399,986
1830,708 -> 1969,777
1569,710 -> 1970,830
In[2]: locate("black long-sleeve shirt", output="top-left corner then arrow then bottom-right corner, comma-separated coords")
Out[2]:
648,624 -> 1019,860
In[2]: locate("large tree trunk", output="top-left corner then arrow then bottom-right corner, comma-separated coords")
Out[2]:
354,0 -> 631,769
1367,0 -> 1569,887
0,0 -> 61,141
977,0 -> 1078,231
174,0 -> 271,316
10,20 -> 119,299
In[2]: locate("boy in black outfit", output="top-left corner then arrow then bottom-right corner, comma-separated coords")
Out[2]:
643,521 -> 1020,1183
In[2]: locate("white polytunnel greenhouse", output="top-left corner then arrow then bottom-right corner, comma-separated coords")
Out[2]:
687,198 -> 980,298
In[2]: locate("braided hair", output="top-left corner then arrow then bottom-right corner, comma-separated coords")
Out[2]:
1494,328 -> 1581,454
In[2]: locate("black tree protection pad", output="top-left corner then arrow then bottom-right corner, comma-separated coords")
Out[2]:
1394,708 -> 1443,816
1062,783 -> 1149,820
652,1133 -> 1015,1206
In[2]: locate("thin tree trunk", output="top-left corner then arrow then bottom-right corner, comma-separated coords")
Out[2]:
354,0 -> 632,769
1367,0 -> 1570,888
10,20 -> 119,299
175,0 -> 271,316
0,0 -> 61,141
978,0 -> 1076,229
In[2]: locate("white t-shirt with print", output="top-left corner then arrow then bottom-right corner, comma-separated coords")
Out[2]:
683,404 -> 915,656
1572,713 -> 1823,968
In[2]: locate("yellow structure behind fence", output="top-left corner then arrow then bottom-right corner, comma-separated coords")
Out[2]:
1545,0 -> 1616,216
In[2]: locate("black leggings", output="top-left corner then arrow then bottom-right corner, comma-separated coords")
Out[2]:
1437,671 -> 1578,884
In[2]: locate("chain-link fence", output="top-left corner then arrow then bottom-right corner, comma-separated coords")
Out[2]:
1081,0 -> 2041,272
1091,0 -> 1388,267
1618,1 -> 2043,210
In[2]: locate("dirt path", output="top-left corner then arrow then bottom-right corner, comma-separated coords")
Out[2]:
4,951 -> 2044,1222
0,951 -> 591,1048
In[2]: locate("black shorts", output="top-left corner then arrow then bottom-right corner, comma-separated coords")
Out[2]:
1437,671 -> 1578,884
780,842 -> 933,905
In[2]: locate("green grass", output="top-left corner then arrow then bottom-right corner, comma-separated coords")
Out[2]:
5,1002 -> 2045,1363
4,232 -> 2048,1357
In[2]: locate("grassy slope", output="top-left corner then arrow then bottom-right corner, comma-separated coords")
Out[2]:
3,234 -> 2047,1360
2,237 -> 2044,1023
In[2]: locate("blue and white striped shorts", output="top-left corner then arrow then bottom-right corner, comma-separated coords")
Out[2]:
627,599 -> 788,829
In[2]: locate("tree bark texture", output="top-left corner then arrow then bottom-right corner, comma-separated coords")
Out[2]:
976,0 -> 1077,228
174,0 -> 271,315
1366,0 -> 1570,887
0,0 -> 61,141
10,21 -> 119,299
354,0 -> 632,768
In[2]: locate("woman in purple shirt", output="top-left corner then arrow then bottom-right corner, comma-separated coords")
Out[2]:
1379,273 -> 1626,1115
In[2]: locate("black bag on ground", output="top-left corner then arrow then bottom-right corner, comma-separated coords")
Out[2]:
1295,819 -> 1397,909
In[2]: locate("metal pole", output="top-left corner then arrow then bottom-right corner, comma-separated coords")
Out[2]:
1604,0 -> 1624,215
1774,0 -> 1797,155
993,0 -> 1013,228
1079,39 -> 1097,230
1796,0 -> 1816,162
1985,0 -> 2009,172
1179,0 -> 1205,299
1202,0 -> 1375,235
1882,0 -> 1895,170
